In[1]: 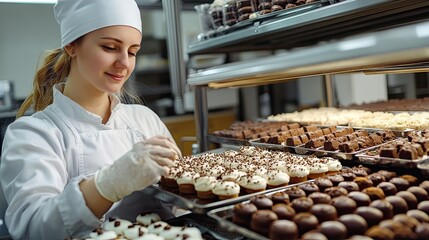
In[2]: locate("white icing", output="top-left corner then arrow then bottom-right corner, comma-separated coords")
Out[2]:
212,181 -> 240,196
266,170 -> 290,186
136,212 -> 161,226
102,218 -> 132,235
88,229 -> 118,240
123,225 -> 149,239
194,176 -> 217,192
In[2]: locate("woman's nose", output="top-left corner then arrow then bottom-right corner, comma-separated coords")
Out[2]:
115,51 -> 130,68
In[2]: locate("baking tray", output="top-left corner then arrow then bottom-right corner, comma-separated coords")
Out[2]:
346,126 -> 414,138
356,147 -> 429,169
145,182 -> 308,215
207,134 -> 251,146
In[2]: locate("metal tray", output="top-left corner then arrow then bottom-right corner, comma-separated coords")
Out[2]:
145,182 -> 308,214
356,148 -> 429,169
207,134 -> 251,146
346,126 -> 414,138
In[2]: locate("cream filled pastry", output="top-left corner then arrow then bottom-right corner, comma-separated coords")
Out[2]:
222,169 -> 247,182
238,174 -> 267,193
123,224 -> 149,239
136,212 -> 161,227
194,176 -> 218,199
88,228 -> 118,240
308,162 -> 329,179
147,221 -> 170,235
212,180 -> 240,200
102,217 -> 133,235
266,170 -> 290,188
176,171 -> 200,194
287,165 -> 310,184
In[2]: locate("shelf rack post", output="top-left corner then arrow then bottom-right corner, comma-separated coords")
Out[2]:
194,86 -> 209,153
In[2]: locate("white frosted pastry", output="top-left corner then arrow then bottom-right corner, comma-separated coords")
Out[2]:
194,176 -> 217,192
147,221 -> 170,235
134,233 -> 164,240
238,174 -> 267,193
212,180 -> 240,199
266,170 -> 290,188
123,224 -> 149,239
157,225 -> 183,240
88,228 -> 118,240
308,163 -> 329,178
102,217 -> 132,235
176,171 -> 200,185
253,167 -> 268,179
206,165 -> 225,178
269,160 -> 287,173
136,212 -> 161,226
287,165 -> 310,183
175,227 -> 204,240
221,169 -> 246,182
326,159 -> 342,173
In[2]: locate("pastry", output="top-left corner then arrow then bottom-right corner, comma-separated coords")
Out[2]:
407,209 -> 429,223
331,196 -> 357,216
363,187 -> 386,201
298,182 -> 319,195
212,180 -> 240,200
238,174 -> 267,193
284,186 -> 306,201
355,206 -> 384,227
324,186 -> 348,198
407,186 -> 429,202
269,220 -> 298,240
418,201 -> 429,215
271,203 -> 295,220
286,165 -> 309,183
177,170 -> 199,195
338,214 -> 367,237
123,224 -> 149,240
396,191 -> 418,209
102,217 -> 133,235
310,203 -> 337,223
314,177 -> 333,192
319,221 -> 347,240
232,203 -> 258,227
308,192 -> 331,204
266,170 -> 290,189
338,181 -> 359,192
377,182 -> 398,196
308,163 -> 328,179
88,228 -> 118,240
389,177 -> 410,191
292,212 -> 319,236
365,226 -> 394,240
353,177 -> 373,190
250,210 -> 278,236
348,191 -> 371,207
270,191 -> 290,204
250,195 -> 273,209
369,199 -> 394,219
194,176 -> 218,200
290,197 -> 313,213
385,195 -> 408,215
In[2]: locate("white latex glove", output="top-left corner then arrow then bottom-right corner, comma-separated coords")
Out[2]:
94,135 -> 181,202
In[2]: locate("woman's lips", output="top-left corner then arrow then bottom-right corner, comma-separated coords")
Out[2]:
106,72 -> 125,81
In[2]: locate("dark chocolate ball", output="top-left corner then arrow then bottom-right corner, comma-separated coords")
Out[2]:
299,182 -> 319,195
401,174 -> 418,186
269,219 -> 298,240
285,186 -> 306,201
331,196 -> 357,215
310,204 -> 337,223
355,206 -> 384,227
367,173 -> 386,186
418,201 -> 429,215
415,222 -> 429,240
292,212 -> 319,236
308,192 -> 331,204
250,195 -> 273,209
314,178 -> 333,192
408,186 -> 429,202
270,191 -> 290,204
370,199 -> 394,220
250,210 -> 278,236
301,231 -> 327,240
271,203 -> 295,220
327,174 -> 344,186
377,170 -> 397,181
338,181 -> 359,192
291,197 -> 313,213
419,181 -> 429,195
390,177 -> 410,192
353,177 -> 373,191
319,221 -> 347,240
378,219 -> 406,232
365,226 -> 394,240
377,182 -> 398,196
324,186 -> 348,198
232,203 -> 258,227
385,195 -> 408,215
363,187 -> 386,201
338,214 -> 367,237
393,214 -> 420,230
348,191 -> 371,207
396,191 -> 418,209
340,171 -> 356,181
407,209 -> 429,223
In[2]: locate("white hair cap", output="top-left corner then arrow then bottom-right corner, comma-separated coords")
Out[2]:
54,0 -> 142,48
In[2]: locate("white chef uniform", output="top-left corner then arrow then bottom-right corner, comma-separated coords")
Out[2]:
0,84 -> 175,239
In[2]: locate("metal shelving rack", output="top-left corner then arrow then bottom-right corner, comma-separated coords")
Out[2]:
185,0 -> 429,152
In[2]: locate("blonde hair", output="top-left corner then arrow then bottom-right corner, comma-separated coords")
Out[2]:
17,47 -> 143,118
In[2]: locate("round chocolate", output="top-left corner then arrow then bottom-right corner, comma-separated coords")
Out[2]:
415,222 -> 429,240
396,191 -> 418,209
348,191 -> 371,207
341,171 -> 356,181
270,191 -> 290,204
301,231 -> 327,240
308,192 -> 331,204
407,209 -> 429,223
390,177 -> 410,192
401,174 -> 418,186
327,174 -> 344,186
378,219 -> 406,232
353,177 -> 373,191
393,214 -> 420,230
365,226 -> 394,240
284,187 -> 306,201
331,196 -> 357,216
338,214 -> 367,237
314,178 -> 333,192
292,212 -> 319,236
352,166 -> 369,177
418,201 -> 429,215
385,195 -> 408,215
363,187 -> 386,201
348,235 -> 373,240
319,221 -> 347,240
369,199 -> 394,219
377,170 -> 397,181
324,186 -> 348,198
408,186 -> 429,202
355,206 -> 384,227
419,181 -> 429,195
338,181 -> 359,192
232,203 -> 258,227
250,195 -> 273,209
377,182 -> 398,196
310,204 -> 337,223
272,203 -> 295,220
299,182 -> 319,195
250,210 -> 278,236
291,197 -> 313,213
269,219 -> 298,240
367,173 -> 386,186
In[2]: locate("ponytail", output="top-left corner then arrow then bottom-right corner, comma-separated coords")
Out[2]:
16,49 -> 71,118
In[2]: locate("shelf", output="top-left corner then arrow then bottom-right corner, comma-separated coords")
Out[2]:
187,0 -> 429,55
187,20 -> 429,88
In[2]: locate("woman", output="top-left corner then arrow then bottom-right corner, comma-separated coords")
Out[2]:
0,0 -> 181,239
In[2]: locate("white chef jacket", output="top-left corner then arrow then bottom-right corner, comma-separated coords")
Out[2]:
0,84 -> 175,240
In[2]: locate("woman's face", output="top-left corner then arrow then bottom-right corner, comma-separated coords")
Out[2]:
69,25 -> 141,95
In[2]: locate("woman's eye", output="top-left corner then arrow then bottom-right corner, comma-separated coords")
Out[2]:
128,52 -> 137,57
102,46 -> 116,51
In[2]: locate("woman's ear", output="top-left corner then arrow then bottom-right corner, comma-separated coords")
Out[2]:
64,43 -> 76,57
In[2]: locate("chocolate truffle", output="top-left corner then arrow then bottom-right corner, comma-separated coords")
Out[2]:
339,214 -> 367,237
348,235 -> 373,240
327,174 -> 344,186
324,186 -> 348,198
419,181 -> 429,195
348,191 -> 371,207
310,204 -> 337,223
299,182 -> 319,195
271,203 -> 295,220
367,173 -> 386,186
291,197 -> 313,213
401,174 -> 419,186
377,182 -> 398,196
292,212 -> 319,236
418,201 -> 429,215
363,187 -> 386,201
233,203 -> 258,227
284,187 -> 306,201
415,222 -> 429,240
341,171 -> 356,181
269,220 -> 298,240
301,231 -> 327,240
314,178 -> 333,192
331,196 -> 357,215
393,214 -> 420,230
385,195 -> 408,214
390,177 -> 410,191
370,199 -> 394,219
250,195 -> 273,209
308,192 -> 331,204
270,191 -> 290,204
354,177 -> 373,191
250,210 -> 278,236
378,219 -> 406,232
338,181 -> 359,192
408,186 -> 429,202
397,191 -> 418,209
377,170 -> 397,181
352,166 -> 369,177
320,221 -> 347,240
365,226 -> 394,240
355,206 -> 384,227
407,209 -> 429,223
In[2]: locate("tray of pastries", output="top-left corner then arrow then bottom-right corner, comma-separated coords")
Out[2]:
148,146 -> 342,214
356,129 -> 429,168
208,167 -> 429,240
